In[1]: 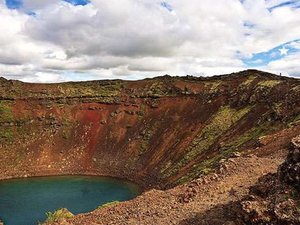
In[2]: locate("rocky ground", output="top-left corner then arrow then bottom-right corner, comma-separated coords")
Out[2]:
236,135 -> 300,225
44,125 -> 300,225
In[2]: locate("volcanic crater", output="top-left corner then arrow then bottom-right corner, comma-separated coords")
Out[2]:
1,69 -> 300,225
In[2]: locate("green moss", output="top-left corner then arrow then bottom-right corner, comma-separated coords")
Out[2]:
223,125 -> 266,151
145,81 -> 165,97
176,123 -> 274,185
257,80 -> 281,88
0,101 -> 14,123
57,81 -> 122,98
0,127 -> 13,141
241,75 -> 257,86
161,106 -> 251,178
139,122 -> 160,154
204,81 -> 222,92
184,106 -> 249,158
97,201 -> 119,209
137,104 -> 146,121
43,208 -> 73,223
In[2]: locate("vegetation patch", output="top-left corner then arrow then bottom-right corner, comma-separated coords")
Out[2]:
162,106 -> 251,178
139,121 -> 160,155
0,101 -> 14,123
42,208 -> 74,224
257,80 -> 281,88
223,125 -> 267,151
0,127 -> 14,142
177,122 -> 274,184
204,81 -> 222,92
97,201 -> 120,209
57,81 -> 123,99
241,75 -> 257,86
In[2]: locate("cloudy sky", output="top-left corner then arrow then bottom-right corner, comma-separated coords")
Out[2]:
0,0 -> 300,82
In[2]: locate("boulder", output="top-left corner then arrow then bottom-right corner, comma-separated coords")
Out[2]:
279,135 -> 300,191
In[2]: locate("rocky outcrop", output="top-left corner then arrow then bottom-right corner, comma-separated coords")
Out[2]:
279,135 -> 300,190
237,136 -> 300,225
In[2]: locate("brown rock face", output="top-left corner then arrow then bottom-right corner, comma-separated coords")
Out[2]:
279,135 -> 300,191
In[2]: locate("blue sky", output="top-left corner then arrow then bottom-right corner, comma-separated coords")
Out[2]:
268,0 -> 300,11
5,0 -> 90,9
243,39 -> 300,67
0,0 -> 300,82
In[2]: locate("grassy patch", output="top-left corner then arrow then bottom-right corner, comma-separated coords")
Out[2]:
204,81 -> 222,92
43,208 -> 73,224
58,81 -> 122,98
176,123 -> 273,185
241,75 -> 257,86
139,121 -> 160,154
0,127 -> 14,142
161,106 -> 251,178
257,80 -> 281,88
0,101 -> 14,123
97,201 -> 119,209
223,125 -> 266,151
144,81 -> 165,97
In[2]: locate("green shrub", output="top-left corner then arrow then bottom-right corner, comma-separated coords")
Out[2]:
43,208 -> 73,223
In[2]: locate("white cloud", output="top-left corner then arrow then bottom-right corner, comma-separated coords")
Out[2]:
287,40 -> 300,49
0,0 -> 299,82
263,51 -> 300,77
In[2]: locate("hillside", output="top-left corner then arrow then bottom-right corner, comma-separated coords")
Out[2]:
1,69 -> 300,224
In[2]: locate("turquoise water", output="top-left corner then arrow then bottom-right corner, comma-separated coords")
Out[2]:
0,176 -> 140,225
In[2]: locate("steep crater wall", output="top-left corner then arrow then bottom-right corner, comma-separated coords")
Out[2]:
0,70 -> 300,188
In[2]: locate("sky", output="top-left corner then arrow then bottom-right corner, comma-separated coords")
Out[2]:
0,0 -> 300,82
